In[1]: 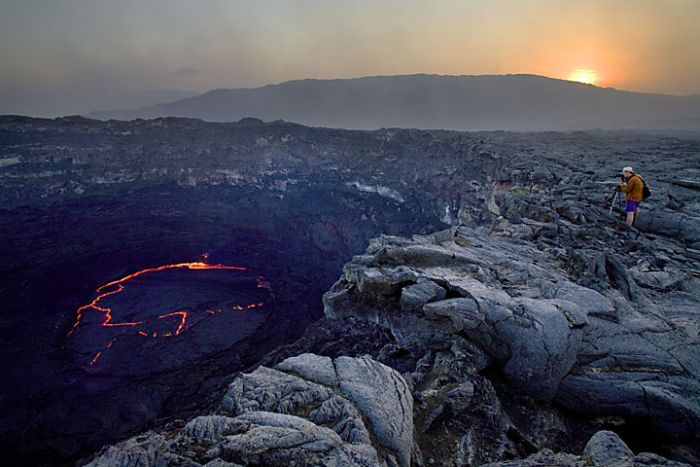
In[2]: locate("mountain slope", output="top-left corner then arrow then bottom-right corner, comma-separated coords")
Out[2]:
88,74 -> 700,130
94,89 -> 198,112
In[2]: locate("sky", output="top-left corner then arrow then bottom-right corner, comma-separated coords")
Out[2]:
1,0 -> 699,116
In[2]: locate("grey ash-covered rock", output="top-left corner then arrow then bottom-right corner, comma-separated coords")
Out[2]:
324,224 -> 700,463
484,430 -> 690,466
86,354 -> 414,467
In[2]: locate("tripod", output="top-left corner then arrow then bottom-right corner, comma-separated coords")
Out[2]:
607,187 -> 625,215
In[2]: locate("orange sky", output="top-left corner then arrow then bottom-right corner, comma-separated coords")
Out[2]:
1,0 -> 699,115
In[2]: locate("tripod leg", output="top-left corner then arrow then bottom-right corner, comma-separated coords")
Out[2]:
609,191 -> 618,215
620,194 -> 625,214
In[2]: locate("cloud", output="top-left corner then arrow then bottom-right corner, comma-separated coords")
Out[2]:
174,67 -> 202,76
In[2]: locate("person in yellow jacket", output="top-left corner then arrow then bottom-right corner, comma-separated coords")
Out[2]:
619,166 -> 644,226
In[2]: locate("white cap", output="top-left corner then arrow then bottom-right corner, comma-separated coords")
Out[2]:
622,166 -> 634,173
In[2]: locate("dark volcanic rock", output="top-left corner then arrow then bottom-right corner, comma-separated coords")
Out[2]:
0,181 -> 443,465
2,117 -> 700,466
65,267 -> 270,374
86,354 -> 414,467
323,226 -> 700,464
483,430 -> 691,466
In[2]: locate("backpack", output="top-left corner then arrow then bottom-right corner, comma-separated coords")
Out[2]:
641,177 -> 651,200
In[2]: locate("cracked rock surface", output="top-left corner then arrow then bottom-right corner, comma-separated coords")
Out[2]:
323,225 -> 700,464
86,354 -> 413,467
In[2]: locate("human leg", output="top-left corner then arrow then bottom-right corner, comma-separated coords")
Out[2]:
625,200 -> 639,226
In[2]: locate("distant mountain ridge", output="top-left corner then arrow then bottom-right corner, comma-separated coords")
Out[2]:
88,74 -> 700,130
94,89 -> 198,112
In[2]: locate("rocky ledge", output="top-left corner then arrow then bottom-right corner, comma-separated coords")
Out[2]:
322,226 -> 699,464
83,352 -> 691,467
483,430 -> 690,467
324,227 -> 700,438
86,354 -> 413,466
85,222 -> 698,466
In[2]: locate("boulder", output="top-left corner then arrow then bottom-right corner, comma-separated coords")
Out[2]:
87,354 -> 414,467
582,430 -> 633,466
422,297 -> 482,331
334,356 -> 414,467
219,411 -> 378,467
399,279 -> 446,312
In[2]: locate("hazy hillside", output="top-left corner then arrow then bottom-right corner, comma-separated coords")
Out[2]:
88,74 -> 700,131
94,89 -> 198,112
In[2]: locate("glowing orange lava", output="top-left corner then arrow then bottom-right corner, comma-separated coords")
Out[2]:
66,258 -> 268,367
159,310 -> 188,336
67,261 -> 247,338
96,261 -> 247,292
89,338 -> 116,366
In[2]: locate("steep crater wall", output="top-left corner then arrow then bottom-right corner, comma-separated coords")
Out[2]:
0,182 -> 443,466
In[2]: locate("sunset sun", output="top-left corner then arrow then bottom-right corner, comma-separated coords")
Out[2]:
568,69 -> 598,85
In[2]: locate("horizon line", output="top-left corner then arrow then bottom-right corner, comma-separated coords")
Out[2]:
187,73 -> 698,99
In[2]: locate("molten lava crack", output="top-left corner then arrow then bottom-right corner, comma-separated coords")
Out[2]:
65,259 -> 268,366
158,310 -> 188,337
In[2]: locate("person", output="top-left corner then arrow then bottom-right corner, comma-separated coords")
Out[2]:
619,166 -> 643,226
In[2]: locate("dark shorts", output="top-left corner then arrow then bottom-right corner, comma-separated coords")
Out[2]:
625,200 -> 640,213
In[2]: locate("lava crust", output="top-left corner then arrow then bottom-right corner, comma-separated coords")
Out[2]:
65,261 -> 269,374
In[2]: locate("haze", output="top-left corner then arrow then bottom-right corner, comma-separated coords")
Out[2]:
1,0 -> 699,117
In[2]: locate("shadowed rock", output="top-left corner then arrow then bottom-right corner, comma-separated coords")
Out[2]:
482,430 -> 690,466
323,227 -> 700,438
86,354 -> 413,467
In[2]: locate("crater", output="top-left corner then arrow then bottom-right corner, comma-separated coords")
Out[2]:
0,181 -> 444,465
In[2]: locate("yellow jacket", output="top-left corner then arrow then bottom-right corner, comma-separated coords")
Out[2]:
621,174 -> 644,202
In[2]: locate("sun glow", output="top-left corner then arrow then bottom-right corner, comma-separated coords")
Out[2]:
569,69 -> 598,84
568,69 -> 598,85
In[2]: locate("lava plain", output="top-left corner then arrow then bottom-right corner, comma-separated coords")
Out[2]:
65,260 -> 271,375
